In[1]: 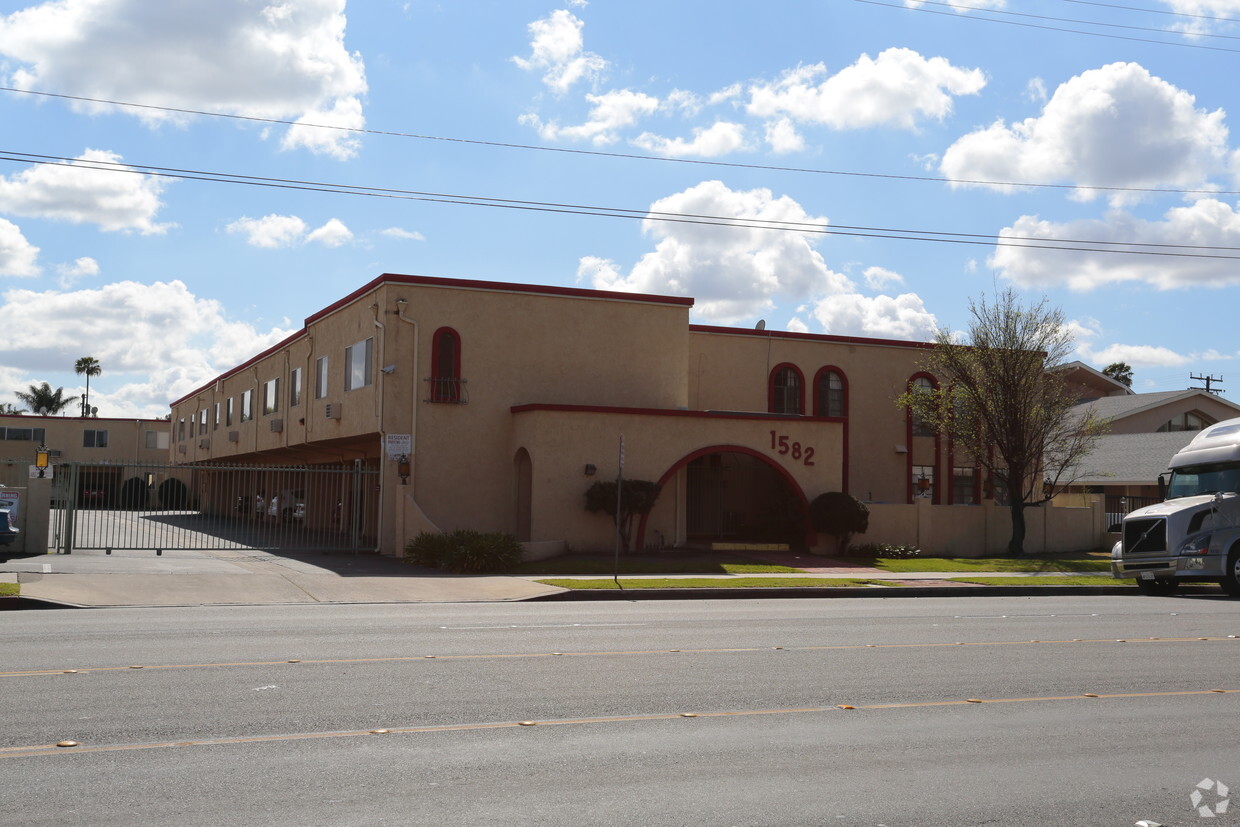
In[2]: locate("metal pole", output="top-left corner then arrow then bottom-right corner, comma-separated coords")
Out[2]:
63,462 -> 78,555
613,434 -> 624,590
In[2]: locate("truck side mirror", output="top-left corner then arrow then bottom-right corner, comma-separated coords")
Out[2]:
1157,474 -> 1167,501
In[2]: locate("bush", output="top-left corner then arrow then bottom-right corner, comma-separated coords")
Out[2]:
405,530 -> 524,574
118,476 -> 148,510
847,543 -> 922,559
809,491 -> 869,553
157,478 -> 189,510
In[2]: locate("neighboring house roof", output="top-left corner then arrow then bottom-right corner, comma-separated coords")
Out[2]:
1073,389 -> 1240,424
1068,431 -> 1198,485
1054,360 -> 1134,396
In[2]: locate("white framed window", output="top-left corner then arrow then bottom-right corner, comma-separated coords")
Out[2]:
226,397 -> 234,427
199,409 -> 208,435
213,402 -> 221,430
290,367 -> 303,407
344,338 -> 373,392
241,389 -> 253,422
83,429 -> 109,448
145,430 -> 169,450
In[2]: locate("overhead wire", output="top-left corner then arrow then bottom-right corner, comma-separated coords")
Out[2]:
4,149 -> 1240,261
902,0 -> 1240,41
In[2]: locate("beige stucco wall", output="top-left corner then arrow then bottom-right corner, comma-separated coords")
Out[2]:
511,407 -> 843,552
1108,396 -> 1240,434
0,415 -> 169,465
864,498 -> 1105,556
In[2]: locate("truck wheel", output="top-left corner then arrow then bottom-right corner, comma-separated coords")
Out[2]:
1221,549 -> 1240,597
1135,578 -> 1179,595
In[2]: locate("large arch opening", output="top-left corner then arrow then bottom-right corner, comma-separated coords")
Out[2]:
513,448 -> 532,542
640,446 -> 814,551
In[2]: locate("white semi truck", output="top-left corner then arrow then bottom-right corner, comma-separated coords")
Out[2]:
1112,417 -> 1240,595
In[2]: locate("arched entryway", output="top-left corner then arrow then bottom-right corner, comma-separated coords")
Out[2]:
513,448 -> 532,542
639,445 -> 815,551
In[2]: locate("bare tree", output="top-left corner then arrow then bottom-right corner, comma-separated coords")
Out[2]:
900,289 -> 1109,555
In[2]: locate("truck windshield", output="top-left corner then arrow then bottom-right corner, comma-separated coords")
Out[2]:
1167,461 -> 1240,499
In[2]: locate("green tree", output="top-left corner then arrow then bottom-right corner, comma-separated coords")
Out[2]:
899,289 -> 1108,555
14,382 -> 78,416
584,479 -> 662,553
0,402 -> 25,415
74,356 -> 102,417
1101,361 -> 1133,388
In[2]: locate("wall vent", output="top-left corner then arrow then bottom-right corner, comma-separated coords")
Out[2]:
324,403 -> 342,420
269,419 -> 283,433
199,438 -> 210,449
228,431 -> 240,443
177,444 -> 187,454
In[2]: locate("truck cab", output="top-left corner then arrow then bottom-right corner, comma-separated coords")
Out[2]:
1112,418 -> 1240,595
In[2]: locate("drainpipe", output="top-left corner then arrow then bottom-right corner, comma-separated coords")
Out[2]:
373,302 -> 387,549
395,298 -> 418,496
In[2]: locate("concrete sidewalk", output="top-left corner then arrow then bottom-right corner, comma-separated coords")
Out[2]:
0,549 -> 563,607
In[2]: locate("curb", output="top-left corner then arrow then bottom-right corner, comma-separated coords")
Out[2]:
530,585 -> 1226,601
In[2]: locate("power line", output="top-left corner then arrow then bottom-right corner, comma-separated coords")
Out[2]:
4,85 -> 1240,199
907,0 -> 1240,41
5,149 -> 1240,261
856,0 -> 1240,53
1061,0 -> 1240,25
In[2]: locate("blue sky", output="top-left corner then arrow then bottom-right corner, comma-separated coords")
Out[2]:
2,0 -> 1240,418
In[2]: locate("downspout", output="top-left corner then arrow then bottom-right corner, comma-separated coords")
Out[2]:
373,303 -> 387,549
395,299 -> 418,496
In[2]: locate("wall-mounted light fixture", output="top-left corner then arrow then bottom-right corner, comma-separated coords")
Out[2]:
584,464 -> 597,476
397,454 -> 411,485
34,444 -> 49,479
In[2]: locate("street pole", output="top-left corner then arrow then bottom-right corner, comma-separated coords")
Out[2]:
613,434 -> 624,590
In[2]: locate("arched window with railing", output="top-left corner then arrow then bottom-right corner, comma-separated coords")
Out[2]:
430,327 -> 462,403
813,367 -> 847,418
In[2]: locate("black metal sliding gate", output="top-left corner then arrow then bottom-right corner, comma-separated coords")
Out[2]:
52,461 -> 380,554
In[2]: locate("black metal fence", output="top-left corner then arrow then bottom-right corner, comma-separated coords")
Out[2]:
50,460 -> 380,554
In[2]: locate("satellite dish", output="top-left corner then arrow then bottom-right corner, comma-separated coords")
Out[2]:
38,407 -> 48,416
755,319 -> 766,330
91,407 -> 98,416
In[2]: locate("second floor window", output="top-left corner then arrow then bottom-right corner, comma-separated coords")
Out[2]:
910,376 -> 936,437
241,389 -> 253,422
815,369 -> 845,418
430,327 -> 462,402
263,378 -> 280,415
226,397 -> 234,427
769,365 -> 803,415
315,356 -> 329,399
345,338 -> 373,392
83,429 -> 108,448
290,367 -> 303,407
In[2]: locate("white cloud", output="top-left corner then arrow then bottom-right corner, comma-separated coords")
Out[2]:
1026,77 -> 1047,103
1077,342 -> 1191,368
578,180 -> 935,338
941,63 -> 1230,203
632,122 -> 748,157
1160,1 -> 1240,33
381,227 -> 425,241
0,218 -> 39,276
0,280 -> 295,417
305,217 -> 352,247
521,89 -> 660,144
0,0 -> 367,160
904,0 -> 1007,9
0,150 -> 170,234
226,214 -> 309,249
512,9 -> 606,94
862,266 -> 905,290
56,256 -> 99,288
746,48 -> 986,131
811,292 -> 938,340
991,199 -> 1240,290
764,118 -> 805,154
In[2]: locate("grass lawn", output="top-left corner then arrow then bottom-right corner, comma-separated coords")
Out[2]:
947,576 -> 1133,586
536,577 -> 901,590
874,556 -> 1111,574
0,582 -> 18,597
515,553 -> 801,575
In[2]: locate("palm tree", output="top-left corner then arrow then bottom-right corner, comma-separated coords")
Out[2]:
0,402 -> 25,415
14,382 -> 78,416
74,356 -> 102,417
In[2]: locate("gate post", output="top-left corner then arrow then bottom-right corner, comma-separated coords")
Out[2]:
350,459 -> 363,551
62,462 -> 79,554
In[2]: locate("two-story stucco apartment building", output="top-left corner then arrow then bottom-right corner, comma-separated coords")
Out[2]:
169,273 -> 987,556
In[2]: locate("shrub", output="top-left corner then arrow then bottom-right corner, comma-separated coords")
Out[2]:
584,479 -> 662,553
118,476 -> 148,510
847,543 -> 922,559
405,530 -> 524,574
157,478 -> 189,510
809,491 -> 869,554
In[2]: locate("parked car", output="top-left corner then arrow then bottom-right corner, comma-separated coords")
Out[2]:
0,506 -> 18,547
269,489 -> 306,523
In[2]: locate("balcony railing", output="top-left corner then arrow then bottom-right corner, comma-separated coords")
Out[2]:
425,377 -> 468,404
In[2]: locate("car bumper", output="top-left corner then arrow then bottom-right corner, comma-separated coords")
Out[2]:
1112,555 -> 1227,580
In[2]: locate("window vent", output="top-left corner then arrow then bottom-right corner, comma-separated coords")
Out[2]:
325,403 -> 342,420
199,438 -> 210,449
228,431 -> 240,443
269,419 -> 283,433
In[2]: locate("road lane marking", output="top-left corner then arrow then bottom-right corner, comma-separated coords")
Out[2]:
3,636 -> 1237,678
3,689 -> 1235,760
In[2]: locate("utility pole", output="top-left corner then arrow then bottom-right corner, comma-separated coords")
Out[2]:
1190,374 -> 1225,395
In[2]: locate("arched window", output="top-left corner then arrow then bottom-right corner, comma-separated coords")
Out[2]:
814,368 -> 846,418
769,364 -> 804,415
909,375 -> 936,437
430,327 -> 461,403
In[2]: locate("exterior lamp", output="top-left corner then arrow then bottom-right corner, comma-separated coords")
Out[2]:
1042,478 -> 1053,499
916,475 -> 930,495
397,454 -> 410,485
34,445 -> 49,479
584,464 -> 597,476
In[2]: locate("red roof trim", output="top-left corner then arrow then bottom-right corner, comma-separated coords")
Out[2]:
170,329 -> 305,407
510,403 -> 837,422
689,323 -> 934,350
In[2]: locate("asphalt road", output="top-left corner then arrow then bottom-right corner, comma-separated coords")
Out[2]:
4,595 -> 1240,826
